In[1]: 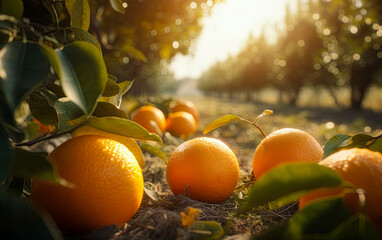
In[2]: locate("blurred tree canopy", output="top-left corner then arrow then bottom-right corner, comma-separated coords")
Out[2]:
198,0 -> 382,110
90,0 -> 216,95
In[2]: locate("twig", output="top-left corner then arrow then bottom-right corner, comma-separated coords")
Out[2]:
15,131 -> 71,147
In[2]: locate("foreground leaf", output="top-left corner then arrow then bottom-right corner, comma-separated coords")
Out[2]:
11,148 -> 69,186
239,162 -> 344,213
65,0 -> 90,30
44,42 -> 107,115
0,0 -> 24,18
322,134 -> 351,159
54,97 -> 84,131
190,221 -> 224,240
0,187 -> 62,240
140,143 -> 167,164
203,114 -> 241,135
257,198 -> 380,240
0,41 -> 50,111
88,116 -> 162,143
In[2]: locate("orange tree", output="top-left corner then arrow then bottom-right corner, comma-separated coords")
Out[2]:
0,0 -> 164,238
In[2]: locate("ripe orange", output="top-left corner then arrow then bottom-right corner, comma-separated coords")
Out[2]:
299,148 -> 382,232
31,135 -> 144,233
130,105 -> 166,134
166,137 -> 240,203
171,100 -> 199,123
253,128 -> 323,179
166,111 -> 197,138
72,125 -> 145,168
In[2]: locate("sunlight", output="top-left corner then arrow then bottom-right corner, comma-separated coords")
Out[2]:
169,0 -> 300,80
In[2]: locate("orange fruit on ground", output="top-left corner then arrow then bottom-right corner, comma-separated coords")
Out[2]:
166,137 -> 240,203
166,111 -> 197,138
130,105 -> 166,134
31,135 -> 144,233
171,100 -> 199,123
253,128 -> 323,179
299,148 -> 382,232
72,125 -> 145,168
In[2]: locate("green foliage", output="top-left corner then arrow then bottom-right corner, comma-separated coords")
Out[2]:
0,187 -> 62,240
256,198 -> 380,240
0,0 -> 166,237
190,221 -> 225,240
239,162 -> 345,213
322,133 -> 382,158
0,41 -> 50,111
140,143 -> 168,164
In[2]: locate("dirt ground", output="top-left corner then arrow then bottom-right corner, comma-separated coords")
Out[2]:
65,95 -> 382,240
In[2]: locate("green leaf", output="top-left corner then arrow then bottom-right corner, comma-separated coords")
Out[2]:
203,114 -> 241,135
257,198 -> 352,240
140,143 -> 167,164
369,136 -> 382,153
0,187 -> 62,240
45,42 -> 108,115
100,79 -> 134,108
0,0 -> 24,18
239,162 -> 344,213
109,0 -> 125,14
0,41 -> 50,111
0,124 -> 11,182
327,214 -> 381,240
88,116 -> 163,143
121,45 -> 147,62
102,78 -> 121,97
68,27 -> 101,50
190,221 -> 224,240
339,134 -> 376,149
24,121 -> 39,140
54,97 -> 84,131
65,0 -> 90,30
92,102 -> 128,119
322,134 -> 351,159
28,94 -> 58,126
11,148 -> 70,186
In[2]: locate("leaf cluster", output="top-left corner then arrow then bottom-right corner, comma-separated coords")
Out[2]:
0,0 -> 163,238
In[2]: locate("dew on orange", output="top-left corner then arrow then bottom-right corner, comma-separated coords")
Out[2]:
31,135 -> 144,233
166,137 -> 240,203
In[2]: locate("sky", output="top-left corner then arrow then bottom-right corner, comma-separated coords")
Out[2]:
169,0 -> 299,80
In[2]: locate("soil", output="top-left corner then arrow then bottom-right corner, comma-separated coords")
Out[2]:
63,95 -> 382,240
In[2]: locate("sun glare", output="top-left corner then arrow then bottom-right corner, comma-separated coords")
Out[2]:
169,0 -> 300,80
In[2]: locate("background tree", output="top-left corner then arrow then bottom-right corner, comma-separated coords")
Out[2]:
90,0 -> 217,95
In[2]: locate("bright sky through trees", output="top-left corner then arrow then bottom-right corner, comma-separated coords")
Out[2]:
169,0 -> 300,80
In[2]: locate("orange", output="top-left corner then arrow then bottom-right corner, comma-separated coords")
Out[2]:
299,148 -> 382,232
171,100 -> 199,123
166,137 -> 239,203
253,128 -> 323,179
72,125 -> 145,168
31,135 -> 144,233
166,111 -> 197,138
130,105 -> 166,134
33,118 -> 54,133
